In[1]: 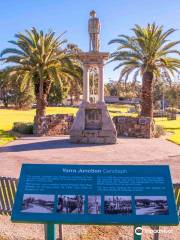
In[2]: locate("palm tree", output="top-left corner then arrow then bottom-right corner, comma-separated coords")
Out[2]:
1,27 -> 82,134
109,23 -> 180,118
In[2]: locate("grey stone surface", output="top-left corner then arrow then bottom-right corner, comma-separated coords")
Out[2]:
113,116 -> 155,138
34,114 -> 74,136
70,102 -> 117,144
0,136 -> 180,183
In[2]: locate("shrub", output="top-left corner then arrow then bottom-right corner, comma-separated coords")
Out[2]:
153,110 -> 167,117
166,107 -> 177,113
154,125 -> 166,138
13,122 -> 33,134
128,107 -> 136,113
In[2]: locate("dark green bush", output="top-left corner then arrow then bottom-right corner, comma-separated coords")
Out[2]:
13,122 -> 33,134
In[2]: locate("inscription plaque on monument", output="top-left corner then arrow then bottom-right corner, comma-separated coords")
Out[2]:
85,109 -> 102,130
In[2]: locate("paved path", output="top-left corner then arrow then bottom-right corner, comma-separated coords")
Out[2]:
0,136 -> 180,182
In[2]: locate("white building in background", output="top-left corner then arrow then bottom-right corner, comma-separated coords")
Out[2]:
62,95 -> 140,106
105,96 -> 140,104
63,94 -> 100,106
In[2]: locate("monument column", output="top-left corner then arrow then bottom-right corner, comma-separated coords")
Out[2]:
98,64 -> 104,103
70,10 -> 117,144
83,64 -> 90,102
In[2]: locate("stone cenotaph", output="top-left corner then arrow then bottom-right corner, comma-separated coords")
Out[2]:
70,10 -> 117,144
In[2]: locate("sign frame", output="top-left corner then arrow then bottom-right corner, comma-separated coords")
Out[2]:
11,164 -> 179,227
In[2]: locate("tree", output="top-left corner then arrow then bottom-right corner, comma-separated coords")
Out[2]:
0,68 -> 35,109
105,80 -> 141,99
165,83 -> 180,108
67,64 -> 83,105
48,82 -> 68,105
12,74 -> 35,110
48,43 -> 83,106
1,27 -> 82,134
109,24 -> 180,118
0,69 -> 12,108
65,43 -> 83,105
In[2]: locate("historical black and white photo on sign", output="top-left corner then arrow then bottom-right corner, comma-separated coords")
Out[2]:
21,194 -> 54,213
57,195 -> 85,214
88,196 -> 101,214
104,196 -> 132,215
135,196 -> 169,215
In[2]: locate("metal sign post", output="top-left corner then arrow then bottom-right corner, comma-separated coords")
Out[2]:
45,223 -> 56,240
134,226 -> 142,240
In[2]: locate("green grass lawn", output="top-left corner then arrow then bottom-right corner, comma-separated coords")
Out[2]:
107,104 -> 137,117
0,107 -> 78,131
0,107 -> 78,146
0,130 -> 16,146
0,106 -> 179,146
155,117 -> 180,145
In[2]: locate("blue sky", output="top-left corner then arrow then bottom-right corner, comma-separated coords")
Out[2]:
0,0 -> 180,82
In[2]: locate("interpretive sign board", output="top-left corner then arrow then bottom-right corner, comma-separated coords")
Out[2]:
12,164 -> 179,225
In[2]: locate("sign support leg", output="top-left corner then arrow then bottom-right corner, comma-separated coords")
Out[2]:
134,225 -> 142,240
59,225 -> 63,240
44,223 -> 56,240
152,226 -> 159,240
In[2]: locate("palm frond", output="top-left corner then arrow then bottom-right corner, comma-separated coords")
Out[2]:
1,27 -> 82,99
109,23 -> 180,83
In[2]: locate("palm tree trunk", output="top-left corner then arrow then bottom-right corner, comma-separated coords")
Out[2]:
33,95 -> 47,135
70,95 -> 73,106
141,71 -> 154,118
33,69 -> 47,136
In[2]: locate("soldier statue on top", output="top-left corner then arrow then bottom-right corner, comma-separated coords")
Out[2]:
88,10 -> 100,52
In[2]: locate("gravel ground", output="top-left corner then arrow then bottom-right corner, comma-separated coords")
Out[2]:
0,215 -> 180,240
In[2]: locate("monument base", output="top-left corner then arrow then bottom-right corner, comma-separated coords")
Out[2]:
70,102 -> 117,144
